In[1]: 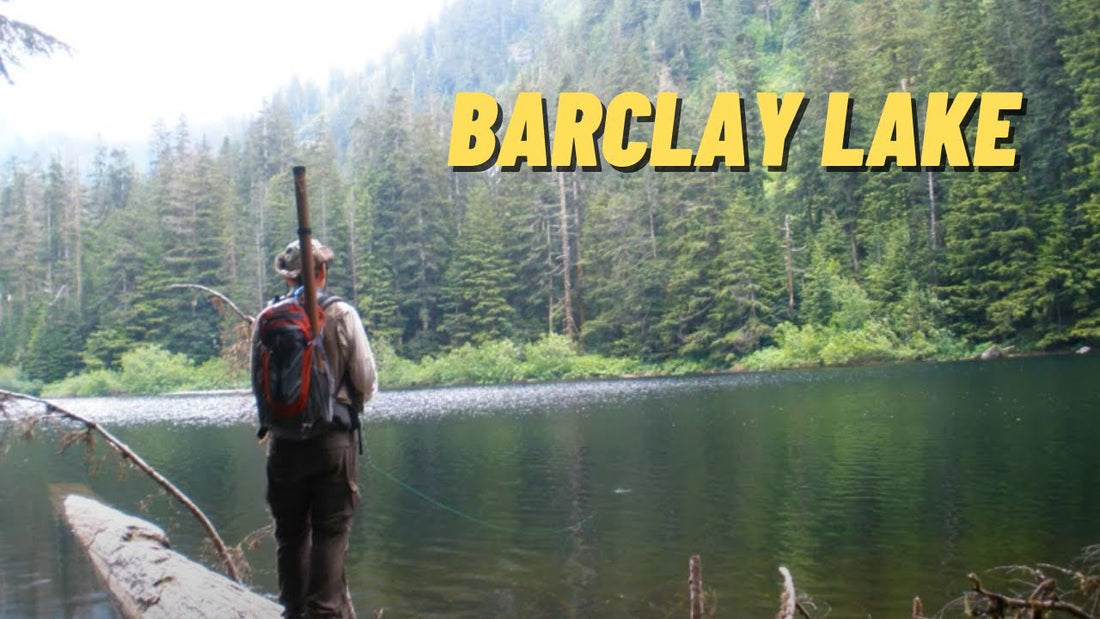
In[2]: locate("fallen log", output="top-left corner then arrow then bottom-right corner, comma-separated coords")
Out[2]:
2,389 -> 241,581
61,493 -> 281,618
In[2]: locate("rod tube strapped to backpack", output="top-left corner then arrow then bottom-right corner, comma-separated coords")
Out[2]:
292,166 -> 320,339
255,292 -> 342,439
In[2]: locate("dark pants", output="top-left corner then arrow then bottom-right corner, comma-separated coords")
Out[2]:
267,430 -> 359,618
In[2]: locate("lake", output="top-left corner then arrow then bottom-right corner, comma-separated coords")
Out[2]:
1,355 -> 1098,617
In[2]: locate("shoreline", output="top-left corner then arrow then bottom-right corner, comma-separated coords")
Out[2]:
192,345 -> 1092,395
29,343 -> 1093,399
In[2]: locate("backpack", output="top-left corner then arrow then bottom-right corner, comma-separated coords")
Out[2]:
255,292 -> 343,439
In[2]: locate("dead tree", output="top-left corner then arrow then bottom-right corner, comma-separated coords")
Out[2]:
0,389 -> 242,582
964,571 -> 1096,619
771,560 -> 1099,619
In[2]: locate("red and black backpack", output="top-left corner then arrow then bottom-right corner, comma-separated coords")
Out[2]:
255,292 -> 342,439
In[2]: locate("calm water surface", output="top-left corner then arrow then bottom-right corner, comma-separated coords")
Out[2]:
1,355 -> 1098,617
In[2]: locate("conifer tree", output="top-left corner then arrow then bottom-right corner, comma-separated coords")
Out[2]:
1059,0 -> 1100,340
581,175 -> 668,358
440,178 -> 519,345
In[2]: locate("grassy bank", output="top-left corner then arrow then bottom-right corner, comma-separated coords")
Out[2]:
369,334 -> 709,388
27,346 -> 247,397
14,335 -> 705,397
735,320 -> 979,371
4,330 -> 996,398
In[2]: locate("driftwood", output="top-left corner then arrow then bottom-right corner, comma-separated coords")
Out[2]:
777,567 -> 796,619
61,493 -> 280,618
775,567 -> 812,619
758,565 -> 1097,619
0,389 -> 241,581
689,554 -> 705,618
965,572 -> 1095,619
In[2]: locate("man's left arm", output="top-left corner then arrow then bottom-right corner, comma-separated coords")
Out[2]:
338,304 -> 377,408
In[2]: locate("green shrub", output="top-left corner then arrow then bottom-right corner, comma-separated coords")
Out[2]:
818,321 -> 899,365
366,338 -> 421,387
40,345 -> 249,397
737,346 -> 788,371
191,357 -> 247,390
41,369 -> 124,397
738,317 -> 974,370
772,321 -> 825,367
0,365 -> 42,395
653,357 -> 712,376
519,334 -> 577,379
116,345 -> 197,395
426,340 -> 522,385
375,334 -> 653,388
562,352 -> 644,379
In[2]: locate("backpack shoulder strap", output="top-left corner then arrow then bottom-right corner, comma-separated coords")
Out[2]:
319,292 -> 344,310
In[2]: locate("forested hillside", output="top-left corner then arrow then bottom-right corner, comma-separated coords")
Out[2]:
2,0 -> 1098,389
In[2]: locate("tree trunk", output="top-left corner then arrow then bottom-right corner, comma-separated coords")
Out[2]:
901,77 -> 939,263
418,202 -> 430,332
557,172 -> 578,341
646,174 -> 659,259
347,193 -> 359,309
546,218 -> 554,334
254,180 -> 267,307
571,175 -> 585,333
71,158 -> 83,317
850,224 -> 860,278
928,170 -> 937,251
784,214 -> 796,313
60,494 -> 281,619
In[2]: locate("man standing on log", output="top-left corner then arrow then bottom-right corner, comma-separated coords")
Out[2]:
251,238 -> 377,618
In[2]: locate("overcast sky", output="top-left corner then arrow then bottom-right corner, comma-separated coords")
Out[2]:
1,0 -> 449,146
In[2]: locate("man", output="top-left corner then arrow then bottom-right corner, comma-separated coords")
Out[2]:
251,238 -> 377,618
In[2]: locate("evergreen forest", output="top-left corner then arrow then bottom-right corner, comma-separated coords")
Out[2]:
2,0 -> 1098,393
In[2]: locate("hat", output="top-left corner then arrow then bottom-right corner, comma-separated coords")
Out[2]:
274,239 -> 335,279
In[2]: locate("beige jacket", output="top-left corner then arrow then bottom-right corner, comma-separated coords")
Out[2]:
319,298 -> 377,409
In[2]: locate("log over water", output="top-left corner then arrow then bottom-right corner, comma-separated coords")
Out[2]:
60,494 -> 281,618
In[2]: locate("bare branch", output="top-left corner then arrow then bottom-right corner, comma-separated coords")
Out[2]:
168,283 -> 254,325
0,15 -> 72,84
967,572 -> 1095,619
0,389 -> 242,582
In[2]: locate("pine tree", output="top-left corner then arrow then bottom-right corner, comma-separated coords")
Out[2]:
1059,0 -> 1100,340
940,172 -> 1037,341
577,174 -> 667,358
711,198 -> 785,359
440,178 -> 519,345
491,167 -> 563,343
23,305 -> 81,383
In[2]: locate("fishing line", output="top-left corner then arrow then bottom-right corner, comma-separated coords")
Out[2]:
362,446 -> 593,536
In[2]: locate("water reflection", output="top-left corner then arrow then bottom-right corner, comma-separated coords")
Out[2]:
1,356 -> 1098,617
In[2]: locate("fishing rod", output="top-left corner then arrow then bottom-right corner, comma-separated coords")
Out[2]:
293,165 -> 590,536
205,167 -> 590,537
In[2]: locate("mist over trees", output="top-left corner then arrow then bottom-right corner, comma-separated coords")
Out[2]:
1,0 -> 1097,388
